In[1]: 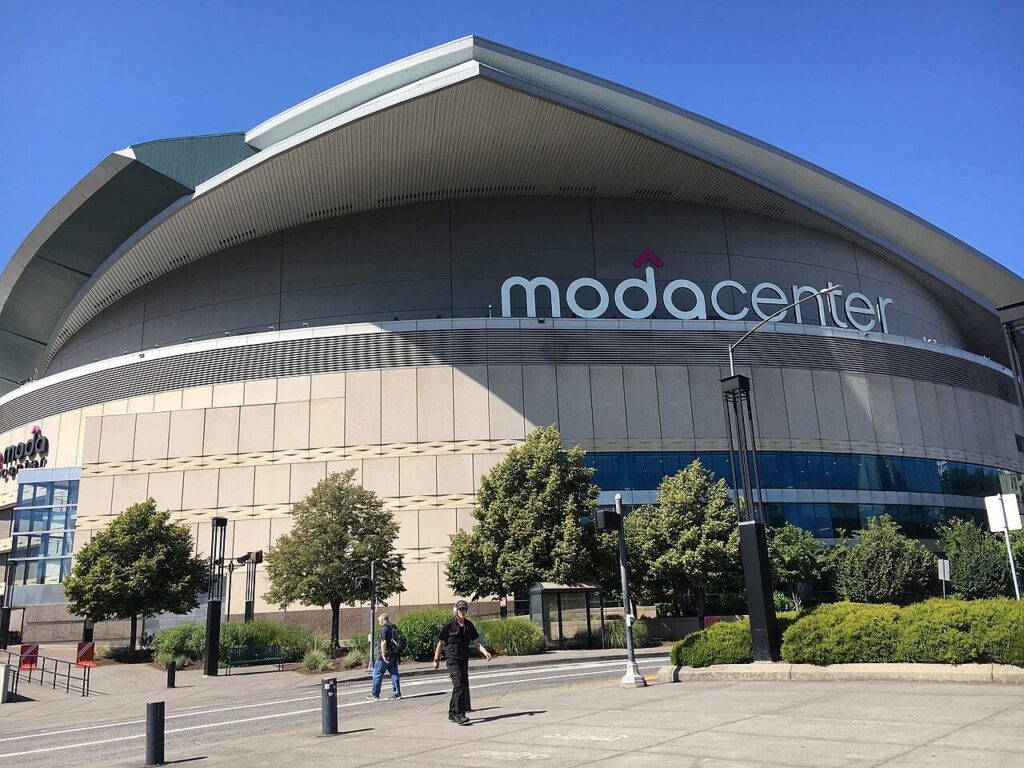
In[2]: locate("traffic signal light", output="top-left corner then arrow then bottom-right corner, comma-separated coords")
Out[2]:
354,576 -> 371,591
595,508 -> 621,531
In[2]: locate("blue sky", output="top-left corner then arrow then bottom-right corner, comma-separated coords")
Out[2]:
2,1 -> 1022,277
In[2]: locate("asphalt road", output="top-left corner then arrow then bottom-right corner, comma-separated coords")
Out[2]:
0,657 -> 668,767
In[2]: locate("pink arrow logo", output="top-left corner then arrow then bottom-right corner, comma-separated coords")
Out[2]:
633,249 -> 664,269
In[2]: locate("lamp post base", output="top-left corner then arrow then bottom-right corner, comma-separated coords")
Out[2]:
620,663 -> 647,688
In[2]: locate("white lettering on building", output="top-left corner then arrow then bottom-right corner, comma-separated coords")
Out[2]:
500,254 -> 893,333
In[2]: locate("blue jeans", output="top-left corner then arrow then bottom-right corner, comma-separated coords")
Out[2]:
371,657 -> 400,698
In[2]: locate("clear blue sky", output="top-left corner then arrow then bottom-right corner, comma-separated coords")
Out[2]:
2,1 -> 1021,277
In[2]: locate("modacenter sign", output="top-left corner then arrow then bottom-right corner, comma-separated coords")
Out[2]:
500,250 -> 894,333
1,425 -> 49,482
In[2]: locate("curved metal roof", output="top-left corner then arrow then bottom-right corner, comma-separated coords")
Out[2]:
2,35 -> 1021,395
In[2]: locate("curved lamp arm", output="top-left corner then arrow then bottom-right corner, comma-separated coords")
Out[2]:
728,284 -> 843,376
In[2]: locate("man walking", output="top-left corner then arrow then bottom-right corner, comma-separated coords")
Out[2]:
368,612 -> 401,701
432,599 -> 491,724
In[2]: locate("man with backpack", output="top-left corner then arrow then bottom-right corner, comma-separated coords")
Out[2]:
368,612 -> 403,700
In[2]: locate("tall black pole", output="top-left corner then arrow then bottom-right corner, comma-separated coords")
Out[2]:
722,374 -> 780,662
204,517 -> 227,677
244,553 -> 259,623
366,559 -> 376,675
0,560 -> 12,651
615,494 -> 645,688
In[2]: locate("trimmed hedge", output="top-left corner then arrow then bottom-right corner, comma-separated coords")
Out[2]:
476,618 -> 546,656
781,603 -> 899,664
894,599 -> 975,664
396,608 -> 451,661
670,612 -> 800,667
670,599 -> 1024,668
151,620 -> 314,664
670,620 -> 752,667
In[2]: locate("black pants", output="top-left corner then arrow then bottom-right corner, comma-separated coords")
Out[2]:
447,657 -> 470,717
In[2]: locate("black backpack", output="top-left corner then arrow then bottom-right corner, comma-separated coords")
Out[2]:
387,624 -> 407,656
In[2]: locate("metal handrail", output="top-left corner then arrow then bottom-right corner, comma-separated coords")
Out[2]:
0,647 -> 91,697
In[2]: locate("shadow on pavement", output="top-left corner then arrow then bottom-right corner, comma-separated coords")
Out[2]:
471,710 -> 545,723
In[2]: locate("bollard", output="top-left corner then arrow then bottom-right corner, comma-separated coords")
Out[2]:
146,701 -> 165,766
166,660 -> 176,689
321,677 -> 338,736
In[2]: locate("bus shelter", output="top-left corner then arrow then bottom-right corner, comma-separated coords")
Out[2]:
527,582 -> 605,649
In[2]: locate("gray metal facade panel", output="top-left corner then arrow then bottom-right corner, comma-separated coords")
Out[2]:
36,76 -> 1009,369
14,327 -> 1016,436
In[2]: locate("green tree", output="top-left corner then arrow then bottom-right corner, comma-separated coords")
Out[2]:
63,499 -> 207,649
768,523 -> 827,607
445,426 -> 606,601
624,460 -> 740,627
264,470 -> 403,648
835,515 -> 935,605
937,518 -> 1010,599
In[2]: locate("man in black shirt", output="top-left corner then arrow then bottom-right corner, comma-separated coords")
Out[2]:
432,599 -> 491,724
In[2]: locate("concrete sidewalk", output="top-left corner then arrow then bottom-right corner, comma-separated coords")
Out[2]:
0,645 -> 668,734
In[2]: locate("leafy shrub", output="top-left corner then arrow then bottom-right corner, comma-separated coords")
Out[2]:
302,649 -> 331,671
781,602 -> 899,664
476,618 -> 546,656
895,599 -> 976,664
937,519 -> 1011,599
396,609 -> 451,661
671,620 -> 752,667
773,591 -> 796,612
602,618 -> 649,649
347,633 -> 370,655
152,622 -> 206,661
219,621 -> 313,662
834,516 -> 935,605
967,598 -> 1024,666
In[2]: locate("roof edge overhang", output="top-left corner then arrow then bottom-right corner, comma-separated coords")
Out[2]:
0,150 -> 134,309
5,36 -> 1022,391
247,35 -> 1023,310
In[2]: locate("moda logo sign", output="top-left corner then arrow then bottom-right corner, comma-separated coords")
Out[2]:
1,425 -> 50,482
500,251 -> 893,333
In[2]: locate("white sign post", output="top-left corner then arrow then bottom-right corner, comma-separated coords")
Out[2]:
937,558 -> 950,598
984,493 -> 1022,600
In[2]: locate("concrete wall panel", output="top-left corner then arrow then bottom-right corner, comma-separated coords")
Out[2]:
381,369 -> 417,444
417,367 -> 455,442
454,366 -> 490,440
590,366 -> 628,439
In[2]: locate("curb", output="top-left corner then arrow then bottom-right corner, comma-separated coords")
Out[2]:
327,648 -> 668,684
657,662 -> 1024,684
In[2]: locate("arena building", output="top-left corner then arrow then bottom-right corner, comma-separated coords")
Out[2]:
2,37 -> 1023,639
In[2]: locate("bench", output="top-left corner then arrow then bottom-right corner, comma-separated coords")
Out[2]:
224,645 -> 284,674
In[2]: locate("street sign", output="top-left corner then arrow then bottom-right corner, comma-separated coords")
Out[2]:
984,493 -> 1023,601
984,494 -> 1022,532
938,559 -> 950,582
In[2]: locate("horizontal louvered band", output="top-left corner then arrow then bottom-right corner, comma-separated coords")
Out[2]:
0,328 -> 1013,432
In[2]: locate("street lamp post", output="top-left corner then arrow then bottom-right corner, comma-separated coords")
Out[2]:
614,493 -> 646,688
203,517 -> 228,678
722,285 -> 841,662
